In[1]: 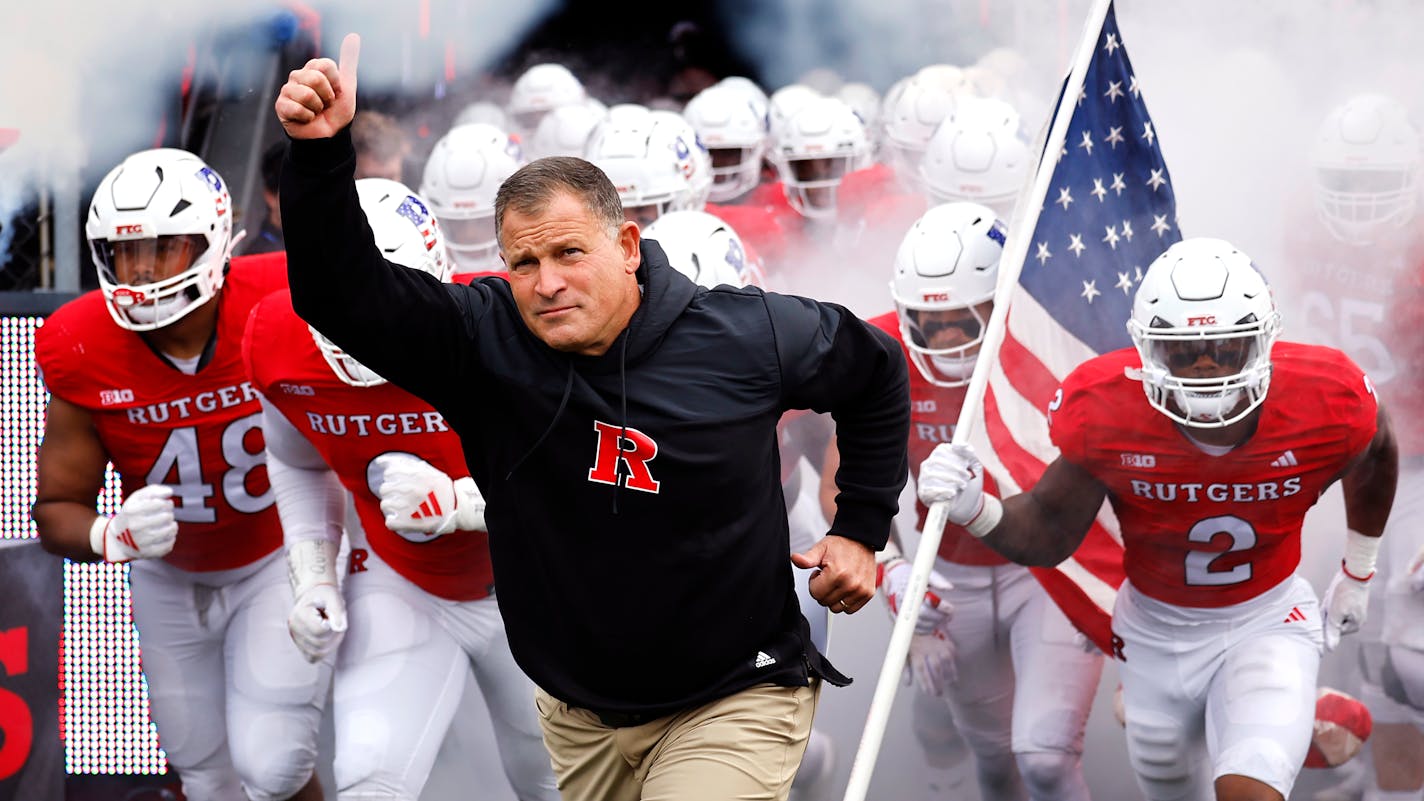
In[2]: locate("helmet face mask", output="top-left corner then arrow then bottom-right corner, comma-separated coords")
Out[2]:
315,179 -> 452,387
773,97 -> 870,219
890,201 -> 1005,387
1127,238 -> 1281,429
87,149 -> 237,332
684,85 -> 767,202
1311,94 -> 1421,245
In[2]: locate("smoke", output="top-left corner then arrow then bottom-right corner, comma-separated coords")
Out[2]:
0,0 -> 554,283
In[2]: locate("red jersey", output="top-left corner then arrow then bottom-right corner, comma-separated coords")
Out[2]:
870,311 -> 1006,566
34,253 -> 288,572
242,289 -> 495,601
838,163 -> 925,235
1049,342 -> 1378,608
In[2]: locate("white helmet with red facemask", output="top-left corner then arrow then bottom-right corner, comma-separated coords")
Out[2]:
87,148 -> 239,331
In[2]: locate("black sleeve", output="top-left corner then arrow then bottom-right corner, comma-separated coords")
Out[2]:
280,128 -> 487,407
766,292 -> 910,551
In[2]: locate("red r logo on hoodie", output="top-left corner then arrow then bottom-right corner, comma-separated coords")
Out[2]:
588,420 -> 661,494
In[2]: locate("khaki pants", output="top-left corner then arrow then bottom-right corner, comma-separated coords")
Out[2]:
534,681 -> 821,801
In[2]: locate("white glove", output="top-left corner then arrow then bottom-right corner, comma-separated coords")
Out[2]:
917,443 -> 986,527
1322,567 -> 1372,652
371,453 -> 486,541
1407,545 -> 1424,594
90,485 -> 178,562
286,539 -> 346,663
878,558 -> 954,635
904,631 -> 958,696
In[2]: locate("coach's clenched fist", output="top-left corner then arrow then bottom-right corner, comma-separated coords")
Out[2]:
275,32 -> 361,139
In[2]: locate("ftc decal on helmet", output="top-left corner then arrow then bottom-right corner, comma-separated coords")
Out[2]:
1127,238 -> 1281,428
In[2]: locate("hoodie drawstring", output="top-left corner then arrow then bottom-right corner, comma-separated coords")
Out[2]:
612,334 -> 629,515
505,363 -> 575,481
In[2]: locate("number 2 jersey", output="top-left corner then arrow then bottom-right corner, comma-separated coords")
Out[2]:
1048,341 -> 1378,608
242,289 -> 494,602
34,253 -> 287,572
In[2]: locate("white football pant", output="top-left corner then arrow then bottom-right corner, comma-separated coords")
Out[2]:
129,551 -> 330,801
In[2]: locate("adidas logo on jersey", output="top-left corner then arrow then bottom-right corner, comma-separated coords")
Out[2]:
1284,606 -> 1307,623
1271,450 -> 1298,468
754,651 -> 776,669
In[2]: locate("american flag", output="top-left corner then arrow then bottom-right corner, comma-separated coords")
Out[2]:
967,0 -> 1182,654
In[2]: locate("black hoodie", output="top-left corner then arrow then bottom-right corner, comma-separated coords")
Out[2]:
282,128 -> 910,720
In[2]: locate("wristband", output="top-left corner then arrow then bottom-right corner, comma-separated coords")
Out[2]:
1341,529 -> 1380,582
287,539 -> 340,596
965,495 -> 1003,539
89,516 -> 109,559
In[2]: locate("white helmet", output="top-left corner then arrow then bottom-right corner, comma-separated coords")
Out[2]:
529,102 -> 605,159
890,202 -> 1005,387
1127,238 -> 1281,428
920,98 -> 1029,218
507,63 -> 586,134
716,76 -> 770,124
837,82 -> 881,131
642,210 -> 749,289
312,179 -> 452,387
767,84 -> 821,144
883,72 -> 962,184
419,123 -> 523,270
1311,94 -> 1420,245
586,111 -> 705,224
773,96 -> 871,219
453,101 -> 511,132
683,85 -> 767,202
86,148 -> 239,331
651,111 -> 712,209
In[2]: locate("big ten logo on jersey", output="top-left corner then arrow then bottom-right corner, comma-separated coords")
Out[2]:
124,381 -> 260,424
0,627 -> 33,780
396,194 -> 440,253
279,382 -> 315,396
587,420 -> 660,493
99,387 -> 135,406
1120,452 -> 1156,468
304,409 -> 450,437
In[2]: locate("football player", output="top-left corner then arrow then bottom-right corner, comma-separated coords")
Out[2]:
584,107 -> 710,227
419,123 -> 524,278
506,62 -> 587,141
32,148 -> 326,801
242,178 -> 559,801
821,203 -> 1103,800
919,237 -> 1399,801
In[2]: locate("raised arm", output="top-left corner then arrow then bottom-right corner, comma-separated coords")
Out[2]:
274,33 -> 481,407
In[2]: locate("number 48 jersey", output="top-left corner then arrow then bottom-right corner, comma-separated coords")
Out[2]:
1048,341 -> 1378,608
34,253 -> 287,571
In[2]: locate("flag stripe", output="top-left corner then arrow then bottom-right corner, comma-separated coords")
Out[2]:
967,0 -> 1179,658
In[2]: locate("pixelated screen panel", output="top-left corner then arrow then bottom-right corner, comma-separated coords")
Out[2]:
4,316 -> 166,773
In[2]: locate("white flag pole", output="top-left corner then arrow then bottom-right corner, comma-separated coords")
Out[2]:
840,3 -> 1115,799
